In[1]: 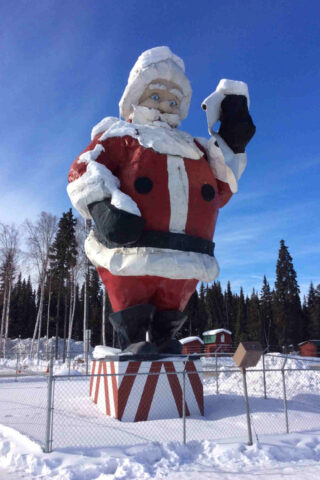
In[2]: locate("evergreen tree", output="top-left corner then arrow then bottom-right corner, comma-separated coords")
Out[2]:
10,276 -> 36,338
224,281 -> 234,332
246,289 -> 262,342
205,281 -> 225,330
260,276 -> 277,348
274,240 -> 302,347
180,289 -> 203,338
72,284 -> 82,341
307,282 -> 320,338
197,282 -> 209,336
49,209 -> 77,357
234,287 -> 247,346
301,295 -> 310,343
204,284 -> 213,330
315,284 -> 320,338
180,290 -> 198,338
88,268 -> 102,346
8,274 -> 23,337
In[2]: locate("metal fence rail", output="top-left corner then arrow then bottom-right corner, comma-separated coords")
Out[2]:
0,353 -> 320,452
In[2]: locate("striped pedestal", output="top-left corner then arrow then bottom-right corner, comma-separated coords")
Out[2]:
90,359 -> 204,422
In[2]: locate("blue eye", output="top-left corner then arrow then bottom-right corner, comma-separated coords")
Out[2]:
170,100 -> 177,106
151,94 -> 159,101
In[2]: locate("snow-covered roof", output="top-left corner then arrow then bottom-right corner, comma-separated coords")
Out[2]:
298,340 -> 320,346
202,329 -> 232,336
179,336 -> 204,345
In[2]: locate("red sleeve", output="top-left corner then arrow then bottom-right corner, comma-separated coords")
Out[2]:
217,180 -> 233,208
68,134 -> 126,183
194,139 -> 233,208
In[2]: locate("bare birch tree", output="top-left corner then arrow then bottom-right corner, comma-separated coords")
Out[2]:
0,223 -> 19,356
66,217 -> 86,365
24,212 -> 57,357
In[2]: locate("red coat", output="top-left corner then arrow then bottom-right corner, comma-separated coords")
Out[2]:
68,118 -> 233,282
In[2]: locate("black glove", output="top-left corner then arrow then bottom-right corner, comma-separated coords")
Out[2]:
218,94 -> 256,153
88,198 -> 146,247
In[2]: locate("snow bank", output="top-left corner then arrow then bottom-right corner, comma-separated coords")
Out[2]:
1,424 -> 320,479
7,337 -> 91,357
0,353 -> 320,478
0,337 -> 93,376
93,345 -> 121,359
203,353 -> 320,399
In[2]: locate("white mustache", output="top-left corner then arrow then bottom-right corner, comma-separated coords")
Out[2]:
129,106 -> 181,128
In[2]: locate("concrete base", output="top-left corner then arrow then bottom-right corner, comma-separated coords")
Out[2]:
90,359 -> 204,422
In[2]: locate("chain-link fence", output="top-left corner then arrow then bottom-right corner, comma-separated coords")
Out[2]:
0,352 -> 319,452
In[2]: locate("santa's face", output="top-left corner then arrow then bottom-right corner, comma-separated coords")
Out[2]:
138,79 -> 182,115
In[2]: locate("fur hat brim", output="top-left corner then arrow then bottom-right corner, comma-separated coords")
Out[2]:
119,47 -> 192,122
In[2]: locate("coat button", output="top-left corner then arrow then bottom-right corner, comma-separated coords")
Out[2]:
134,176 -> 153,194
201,184 -> 215,201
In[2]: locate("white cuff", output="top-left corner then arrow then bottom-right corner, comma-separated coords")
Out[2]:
206,134 -> 247,194
202,79 -> 250,134
67,161 -> 141,219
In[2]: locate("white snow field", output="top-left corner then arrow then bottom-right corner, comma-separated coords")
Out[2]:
0,350 -> 320,479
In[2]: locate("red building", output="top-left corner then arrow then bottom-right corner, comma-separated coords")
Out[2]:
298,340 -> 320,357
202,329 -> 232,355
180,336 -> 204,354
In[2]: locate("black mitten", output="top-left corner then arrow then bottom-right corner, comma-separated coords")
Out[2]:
88,198 -> 146,246
218,94 -> 256,153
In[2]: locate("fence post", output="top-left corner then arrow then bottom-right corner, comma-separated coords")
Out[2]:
15,352 -> 19,382
182,365 -> 186,444
262,347 -> 268,399
215,345 -> 222,395
241,367 -> 253,446
85,329 -> 91,375
68,351 -> 71,377
281,354 -> 289,434
44,344 -> 55,453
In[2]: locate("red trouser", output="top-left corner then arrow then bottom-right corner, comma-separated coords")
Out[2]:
97,268 -> 198,313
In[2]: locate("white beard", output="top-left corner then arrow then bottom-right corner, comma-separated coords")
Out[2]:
129,105 -> 181,128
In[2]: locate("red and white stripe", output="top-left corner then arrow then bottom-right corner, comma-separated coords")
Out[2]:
90,359 -> 204,422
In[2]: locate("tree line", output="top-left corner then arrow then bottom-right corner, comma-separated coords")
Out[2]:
1,211 -> 320,356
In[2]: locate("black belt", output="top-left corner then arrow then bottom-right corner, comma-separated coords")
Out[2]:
95,228 -> 214,256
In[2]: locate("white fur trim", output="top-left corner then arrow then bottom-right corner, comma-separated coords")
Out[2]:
201,91 -> 225,134
85,230 -> 220,282
216,79 -> 250,107
207,134 -> 247,193
110,189 -> 141,216
167,155 -> 189,233
99,118 -> 203,160
67,161 -> 140,219
170,88 -> 183,99
91,117 -> 119,141
202,79 -> 250,134
149,83 -> 167,90
119,47 -> 191,122
194,137 -> 208,150
78,144 -> 105,164
134,46 -> 185,72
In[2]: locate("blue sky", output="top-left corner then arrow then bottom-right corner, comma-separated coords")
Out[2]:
1,0 -> 319,297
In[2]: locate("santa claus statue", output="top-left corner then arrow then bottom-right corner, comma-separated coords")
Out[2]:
67,46 -> 255,355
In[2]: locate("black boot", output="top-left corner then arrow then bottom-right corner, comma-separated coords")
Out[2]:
149,310 -> 187,354
109,304 -> 158,355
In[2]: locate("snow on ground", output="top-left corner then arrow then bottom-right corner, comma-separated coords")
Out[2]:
0,351 -> 319,479
0,337 -> 90,377
1,425 -> 320,479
